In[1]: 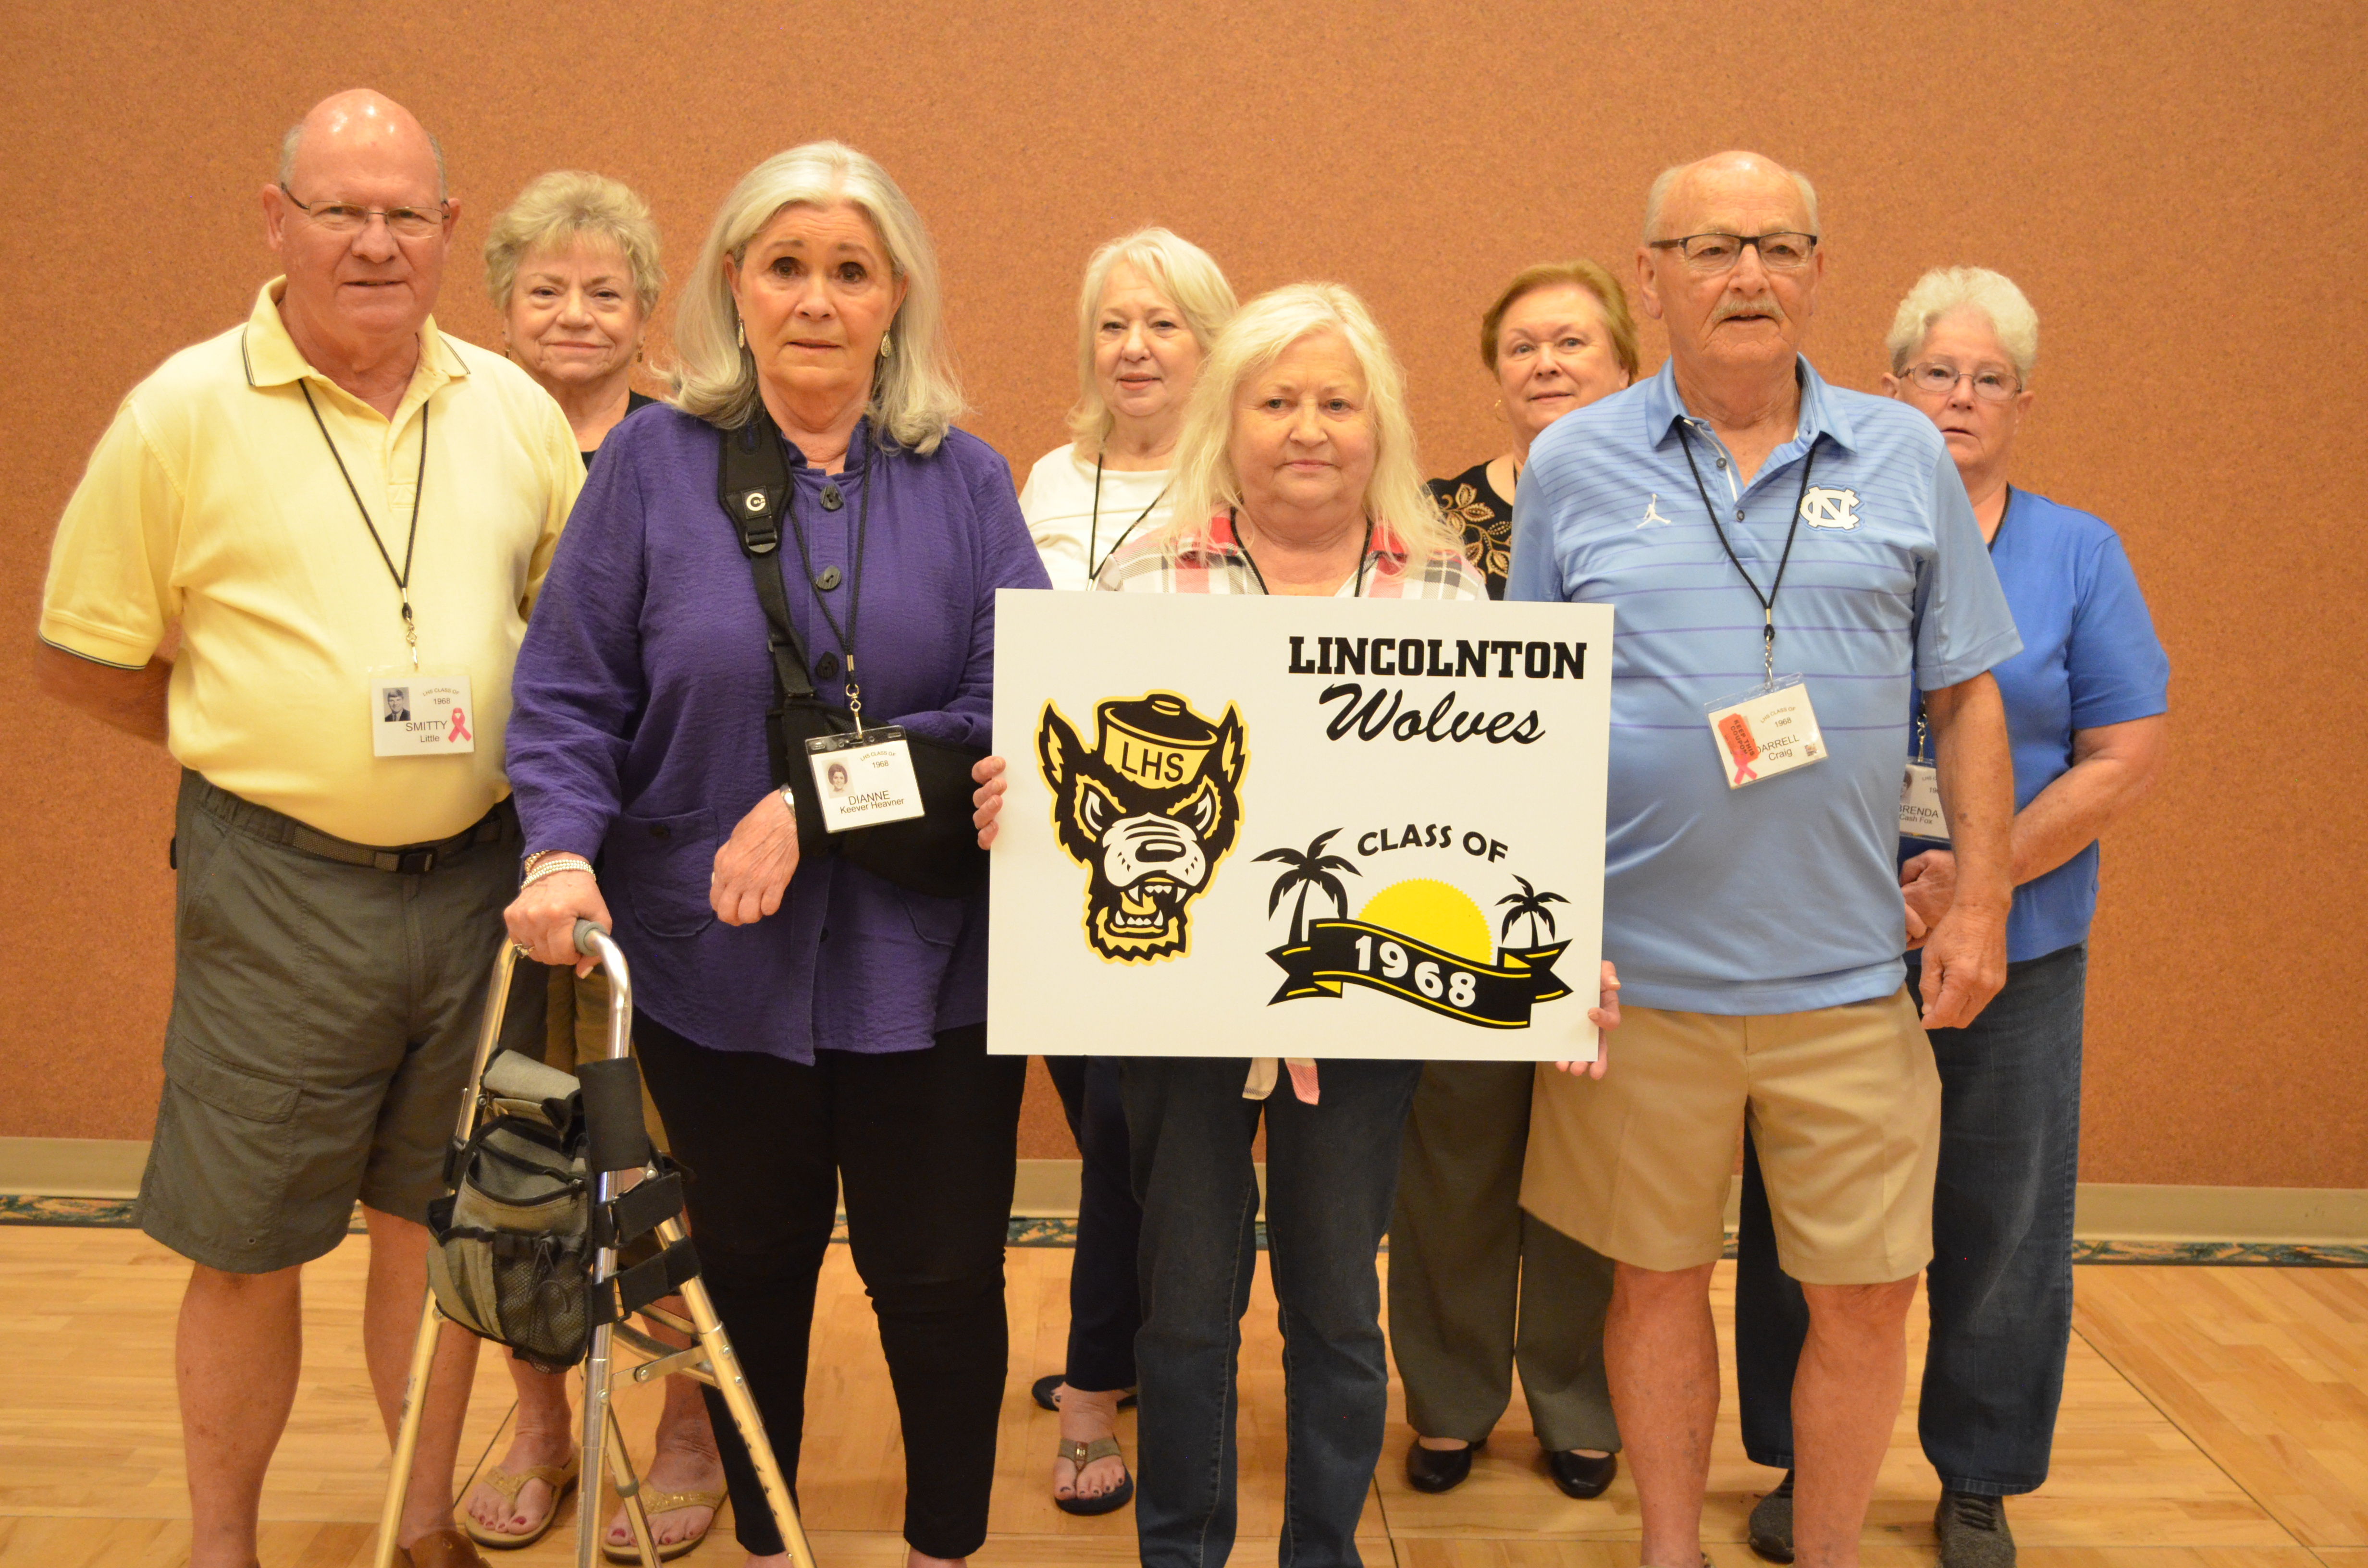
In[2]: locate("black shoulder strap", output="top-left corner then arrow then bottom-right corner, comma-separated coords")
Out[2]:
718,410 -> 817,787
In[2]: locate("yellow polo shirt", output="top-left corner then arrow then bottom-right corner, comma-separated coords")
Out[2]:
40,280 -> 584,846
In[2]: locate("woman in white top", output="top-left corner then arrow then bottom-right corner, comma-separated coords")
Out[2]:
1015,229 -> 1235,1515
1019,229 -> 1238,591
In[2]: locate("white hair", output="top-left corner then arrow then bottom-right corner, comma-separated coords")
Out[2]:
1886,266 -> 2040,381
1643,153 -> 1819,241
1067,228 -> 1239,452
671,142 -> 966,453
1161,282 -> 1453,561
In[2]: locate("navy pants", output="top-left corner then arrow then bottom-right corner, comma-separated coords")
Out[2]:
1735,943 -> 2086,1496
1124,1057 -> 1424,1568
1044,1055 -> 1143,1392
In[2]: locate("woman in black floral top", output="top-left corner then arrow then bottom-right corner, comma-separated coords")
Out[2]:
1425,259 -> 1640,597
1397,258 -> 1641,1503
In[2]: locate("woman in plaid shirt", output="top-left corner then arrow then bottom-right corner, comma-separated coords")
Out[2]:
983,283 -> 1482,1568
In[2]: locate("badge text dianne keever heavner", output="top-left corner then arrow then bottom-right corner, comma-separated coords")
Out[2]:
1284,636 -> 1589,746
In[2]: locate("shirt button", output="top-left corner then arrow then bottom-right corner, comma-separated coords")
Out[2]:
1717,458 -> 1728,470
1735,507 -> 1746,521
820,486 -> 845,511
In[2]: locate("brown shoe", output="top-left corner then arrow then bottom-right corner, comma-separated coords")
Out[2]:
400,1526 -> 492,1568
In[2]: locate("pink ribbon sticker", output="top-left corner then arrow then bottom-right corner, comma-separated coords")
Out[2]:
447,705 -> 472,744
1717,711 -> 1759,784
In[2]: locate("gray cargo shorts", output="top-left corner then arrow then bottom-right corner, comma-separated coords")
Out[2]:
136,771 -> 541,1274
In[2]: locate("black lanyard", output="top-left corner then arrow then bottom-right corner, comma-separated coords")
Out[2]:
780,436 -> 878,726
1233,509 -> 1373,598
1677,422 -> 1820,683
1087,453 -> 1171,582
301,383 -> 427,670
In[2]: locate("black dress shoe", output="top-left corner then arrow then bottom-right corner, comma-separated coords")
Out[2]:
1546,1448 -> 1618,1499
1404,1438 -> 1480,1493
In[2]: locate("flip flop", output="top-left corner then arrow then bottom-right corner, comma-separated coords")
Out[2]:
1053,1435 -> 1135,1517
1030,1373 -> 1139,1411
602,1484 -> 727,1562
459,1453 -> 580,1549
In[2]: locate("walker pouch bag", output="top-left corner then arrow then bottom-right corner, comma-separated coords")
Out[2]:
714,413 -> 988,901
426,1050 -> 591,1372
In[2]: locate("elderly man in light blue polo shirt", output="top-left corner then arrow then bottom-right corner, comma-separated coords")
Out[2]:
1509,151 -> 2022,1568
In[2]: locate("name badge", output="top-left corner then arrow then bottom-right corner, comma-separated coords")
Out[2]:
805,726 -> 925,833
1704,676 -> 1825,788
370,674 -> 476,756
1899,761 -> 1950,841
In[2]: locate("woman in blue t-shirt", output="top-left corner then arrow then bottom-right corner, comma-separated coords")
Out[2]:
1732,268 -> 2170,1567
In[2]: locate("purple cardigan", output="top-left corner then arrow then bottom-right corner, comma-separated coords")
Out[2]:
506,404 -> 1050,1061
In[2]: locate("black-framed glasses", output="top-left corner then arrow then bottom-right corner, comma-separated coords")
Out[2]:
1648,232 -> 1819,273
279,184 -> 447,240
1902,361 -> 2022,402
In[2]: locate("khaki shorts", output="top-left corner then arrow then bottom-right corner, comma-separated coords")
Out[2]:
1519,989 -> 1939,1285
137,772 -> 535,1274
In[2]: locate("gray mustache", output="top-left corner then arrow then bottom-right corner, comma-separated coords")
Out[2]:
1712,295 -> 1786,323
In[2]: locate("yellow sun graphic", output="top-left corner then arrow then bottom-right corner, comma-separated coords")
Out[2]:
1357,879 -> 1493,963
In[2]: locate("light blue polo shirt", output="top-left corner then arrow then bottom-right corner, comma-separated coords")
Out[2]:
1508,357 -> 2022,1015
1914,487 -> 2168,963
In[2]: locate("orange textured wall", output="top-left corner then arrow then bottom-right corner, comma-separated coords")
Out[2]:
3,0 -> 2361,1184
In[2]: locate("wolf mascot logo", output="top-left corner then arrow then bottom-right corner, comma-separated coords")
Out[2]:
1037,692 -> 1248,962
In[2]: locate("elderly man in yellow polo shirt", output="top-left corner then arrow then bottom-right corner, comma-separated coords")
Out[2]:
36,90 -> 580,1568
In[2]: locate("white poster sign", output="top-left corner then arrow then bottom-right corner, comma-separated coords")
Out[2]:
988,590 -> 1614,1061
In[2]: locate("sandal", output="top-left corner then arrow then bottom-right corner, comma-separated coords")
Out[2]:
459,1453 -> 580,1549
601,1484 -> 727,1562
1052,1435 -> 1135,1517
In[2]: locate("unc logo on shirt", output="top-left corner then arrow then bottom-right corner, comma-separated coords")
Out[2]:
1800,486 -> 1861,529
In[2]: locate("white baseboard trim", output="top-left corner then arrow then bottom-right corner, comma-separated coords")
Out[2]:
7,1141 -> 2362,1246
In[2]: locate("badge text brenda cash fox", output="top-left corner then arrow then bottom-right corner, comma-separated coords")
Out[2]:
989,592 -> 1614,1063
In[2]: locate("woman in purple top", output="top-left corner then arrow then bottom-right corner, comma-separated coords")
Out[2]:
504,143 -> 1049,1568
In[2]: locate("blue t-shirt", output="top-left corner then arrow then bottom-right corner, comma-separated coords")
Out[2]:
1909,487 -> 2168,962
1508,358 -> 2022,1015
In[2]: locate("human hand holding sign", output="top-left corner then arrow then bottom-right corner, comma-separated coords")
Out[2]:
973,755 -> 1009,847
1552,960 -> 1619,1078
711,788 -> 799,925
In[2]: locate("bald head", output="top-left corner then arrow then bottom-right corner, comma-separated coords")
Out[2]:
1644,151 -> 1817,243
280,89 -> 445,200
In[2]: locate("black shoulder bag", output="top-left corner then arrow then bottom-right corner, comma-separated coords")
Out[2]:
715,411 -> 988,900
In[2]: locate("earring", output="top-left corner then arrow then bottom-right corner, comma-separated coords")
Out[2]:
736,318 -> 745,350
880,330 -> 894,359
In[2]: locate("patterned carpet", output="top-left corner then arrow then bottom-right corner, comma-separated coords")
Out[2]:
2,1193 -> 2360,1264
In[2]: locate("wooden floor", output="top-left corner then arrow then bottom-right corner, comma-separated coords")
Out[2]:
0,1226 -> 2361,1566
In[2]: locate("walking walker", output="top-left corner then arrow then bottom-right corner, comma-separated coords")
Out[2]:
375,920 -> 815,1568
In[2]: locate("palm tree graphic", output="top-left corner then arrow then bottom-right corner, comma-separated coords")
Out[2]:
1497,875 -> 1569,949
1257,829 -> 1360,946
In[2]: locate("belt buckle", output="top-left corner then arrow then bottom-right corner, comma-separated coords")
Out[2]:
382,847 -> 437,875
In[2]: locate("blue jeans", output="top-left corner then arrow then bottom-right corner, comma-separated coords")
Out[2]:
1046,1055 -> 1143,1392
1735,943 -> 2086,1495
1123,1057 -> 1424,1568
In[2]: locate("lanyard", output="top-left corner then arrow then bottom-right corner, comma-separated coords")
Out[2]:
1087,454 -> 1171,582
1677,423 -> 1820,683
1914,485 -> 2012,759
780,437 -> 878,728
301,383 -> 428,671
1233,510 -> 1373,598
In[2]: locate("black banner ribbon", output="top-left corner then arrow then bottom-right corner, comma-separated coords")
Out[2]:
1267,919 -> 1571,1029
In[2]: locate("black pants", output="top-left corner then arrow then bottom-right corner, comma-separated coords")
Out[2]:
1043,1055 -> 1143,1391
636,1016 -> 1025,1557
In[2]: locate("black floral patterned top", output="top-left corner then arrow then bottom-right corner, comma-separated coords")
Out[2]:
1428,460 -> 1512,599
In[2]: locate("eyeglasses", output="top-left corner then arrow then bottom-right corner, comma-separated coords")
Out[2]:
1902,361 -> 2022,402
1647,232 -> 1818,273
279,184 -> 447,240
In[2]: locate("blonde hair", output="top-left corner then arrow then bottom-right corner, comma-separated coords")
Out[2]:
1162,283 -> 1453,561
672,142 -> 965,453
482,170 -> 665,316
1478,259 -> 1640,379
1886,266 -> 2040,381
1066,228 -> 1238,452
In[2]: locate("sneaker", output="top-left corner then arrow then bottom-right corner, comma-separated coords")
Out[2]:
1745,1470 -> 1793,1562
1935,1489 -> 2015,1567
